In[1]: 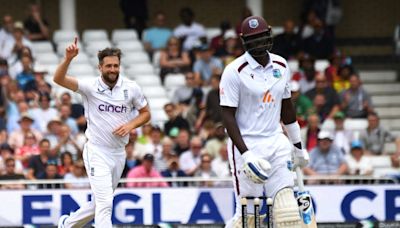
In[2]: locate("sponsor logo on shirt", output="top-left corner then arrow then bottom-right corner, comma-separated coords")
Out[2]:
262,90 -> 275,104
98,104 -> 128,113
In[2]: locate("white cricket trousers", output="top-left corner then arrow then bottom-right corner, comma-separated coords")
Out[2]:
225,133 -> 294,227
64,142 -> 126,228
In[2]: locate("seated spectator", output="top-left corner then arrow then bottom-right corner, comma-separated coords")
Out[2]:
196,74 -> 223,130
64,160 -> 90,189
305,73 -> 340,120
179,136 -> 202,176
172,72 -> 203,116
301,18 -> 334,59
324,51 -> 343,86
30,93 -> 58,133
137,123 -> 152,145
23,3 -> 50,41
26,138 -> 52,179
154,137 -> 176,172
173,128 -> 191,156
15,55 -> 34,90
1,21 -> 32,62
214,29 -> 239,62
290,80 -> 314,128
37,160 -> 63,189
163,103 -> 190,137
0,15 -> 14,56
59,104 -> 79,136
272,19 -> 301,60
143,11 -> 172,58
161,153 -> 187,187
332,111 -> 353,154
345,140 -> 373,176
313,93 -> 328,121
8,113 -> 42,149
303,131 -> 347,183
173,7 -> 206,51
59,92 -> 86,132
332,64 -> 353,93
145,126 -> 163,159
211,143 -> 231,186
193,44 -> 223,85
301,114 -> 320,151
159,36 -> 191,84
210,20 -> 232,52
291,54 -> 317,93
15,132 -> 40,169
0,157 -> 25,189
340,74 -> 374,118
0,143 -> 23,175
193,154 -> 217,187
204,122 -> 227,159
58,151 -> 73,176
126,154 -> 168,188
360,113 -> 400,155
121,129 -> 146,178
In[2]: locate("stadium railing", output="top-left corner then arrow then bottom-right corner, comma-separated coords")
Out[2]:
0,175 -> 397,189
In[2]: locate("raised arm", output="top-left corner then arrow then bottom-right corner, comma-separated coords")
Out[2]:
53,37 -> 79,91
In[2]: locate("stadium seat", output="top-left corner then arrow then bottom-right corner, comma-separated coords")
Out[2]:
315,60 -> 330,72
272,26 -> 284,36
380,119 -> 400,130
67,64 -> 96,76
287,59 -> 299,73
148,97 -> 170,110
375,107 -> 400,119
142,85 -> 167,98
112,29 -> 138,43
82,29 -> 108,44
56,41 -> 83,56
124,63 -> 154,76
150,109 -> 168,126
373,167 -> 399,178
36,53 -> 59,65
134,75 -> 162,87
53,30 -> 79,44
116,41 -> 144,53
85,40 -> 113,56
344,119 -> 368,131
205,28 -> 220,41
359,71 -> 397,83
164,73 -> 186,90
121,52 -> 150,67
70,52 -> 90,65
31,41 -> 54,55
363,84 -> 400,95
370,155 -> 392,169
371,95 -> 400,107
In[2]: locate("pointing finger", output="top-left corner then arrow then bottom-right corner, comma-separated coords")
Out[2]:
74,37 -> 78,45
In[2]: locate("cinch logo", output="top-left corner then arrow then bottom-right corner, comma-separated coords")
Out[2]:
98,104 -> 128,113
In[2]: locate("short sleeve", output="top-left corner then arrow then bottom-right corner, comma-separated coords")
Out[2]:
77,78 -> 94,96
282,66 -> 292,99
219,66 -> 240,107
131,83 -> 148,110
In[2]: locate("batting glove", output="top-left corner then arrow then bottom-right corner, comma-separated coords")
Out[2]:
241,150 -> 271,184
293,148 -> 309,170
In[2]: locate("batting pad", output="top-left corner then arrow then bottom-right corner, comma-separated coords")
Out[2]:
273,188 -> 302,228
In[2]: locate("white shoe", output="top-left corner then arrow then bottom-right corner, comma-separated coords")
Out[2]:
58,215 -> 69,228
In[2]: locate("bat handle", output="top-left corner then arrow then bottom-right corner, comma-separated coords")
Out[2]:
296,167 -> 305,192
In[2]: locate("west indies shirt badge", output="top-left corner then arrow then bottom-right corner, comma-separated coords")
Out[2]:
272,69 -> 282,79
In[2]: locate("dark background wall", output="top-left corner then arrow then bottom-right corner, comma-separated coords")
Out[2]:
0,0 -> 399,38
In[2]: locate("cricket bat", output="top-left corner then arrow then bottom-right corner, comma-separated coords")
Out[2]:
296,167 -> 317,228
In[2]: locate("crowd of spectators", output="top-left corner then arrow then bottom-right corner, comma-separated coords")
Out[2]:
0,3 -> 399,190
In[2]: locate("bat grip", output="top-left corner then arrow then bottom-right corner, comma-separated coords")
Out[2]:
296,167 -> 305,192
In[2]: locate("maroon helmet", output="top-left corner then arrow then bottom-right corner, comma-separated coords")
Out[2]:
240,16 -> 273,57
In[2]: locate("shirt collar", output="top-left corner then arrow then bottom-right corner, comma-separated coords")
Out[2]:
98,75 -> 123,90
244,51 -> 273,70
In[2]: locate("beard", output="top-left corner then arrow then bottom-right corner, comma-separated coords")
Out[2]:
101,72 -> 119,85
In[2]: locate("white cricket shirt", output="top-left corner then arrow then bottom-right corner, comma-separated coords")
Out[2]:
220,52 -> 291,138
77,76 -> 147,148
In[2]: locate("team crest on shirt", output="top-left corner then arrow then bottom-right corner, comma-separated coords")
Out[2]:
272,69 -> 282,78
249,19 -> 259,28
124,89 -> 128,100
